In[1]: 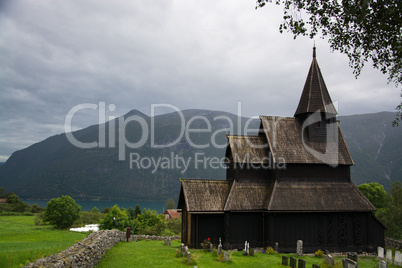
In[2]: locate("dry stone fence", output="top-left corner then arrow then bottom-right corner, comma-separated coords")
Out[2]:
24,230 -> 180,268
386,237 -> 402,250
24,230 -> 125,268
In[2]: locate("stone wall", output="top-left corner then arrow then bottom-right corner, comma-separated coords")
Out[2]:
24,231 -> 181,268
24,229 -> 125,268
129,234 -> 181,241
385,237 -> 402,250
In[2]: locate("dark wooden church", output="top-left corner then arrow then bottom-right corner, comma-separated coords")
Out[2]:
178,48 -> 385,253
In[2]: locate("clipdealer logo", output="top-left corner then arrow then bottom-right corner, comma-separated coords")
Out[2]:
64,101 -> 340,171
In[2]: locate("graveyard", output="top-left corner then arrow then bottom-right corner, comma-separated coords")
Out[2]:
97,238 -> 401,268
1,215 -> 401,267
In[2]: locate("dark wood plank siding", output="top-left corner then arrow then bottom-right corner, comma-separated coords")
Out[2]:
196,214 -> 224,248
228,212 -> 264,249
265,212 -> 381,253
276,164 -> 350,182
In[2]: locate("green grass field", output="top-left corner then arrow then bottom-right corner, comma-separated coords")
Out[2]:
97,239 -> 399,268
0,215 -> 88,268
0,216 -> 399,268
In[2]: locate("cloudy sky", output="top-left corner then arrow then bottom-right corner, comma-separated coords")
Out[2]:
0,0 -> 399,162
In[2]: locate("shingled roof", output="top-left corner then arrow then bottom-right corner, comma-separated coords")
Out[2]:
179,179 -> 230,212
179,179 -> 375,213
267,181 -> 375,212
224,179 -> 275,211
225,135 -> 269,164
294,47 -> 337,117
260,116 -> 354,165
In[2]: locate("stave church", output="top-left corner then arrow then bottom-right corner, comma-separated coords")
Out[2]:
177,47 -> 385,252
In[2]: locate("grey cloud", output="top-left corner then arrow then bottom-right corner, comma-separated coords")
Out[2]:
0,0 -> 398,161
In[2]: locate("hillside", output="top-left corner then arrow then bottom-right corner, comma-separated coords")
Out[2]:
0,109 -> 258,201
0,110 -> 400,201
338,112 -> 402,190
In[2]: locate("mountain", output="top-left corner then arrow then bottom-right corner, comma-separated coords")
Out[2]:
0,110 -> 400,201
0,109 -> 259,201
338,112 -> 402,191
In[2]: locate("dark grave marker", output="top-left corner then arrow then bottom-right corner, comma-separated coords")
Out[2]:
290,257 -> 297,268
298,259 -> 306,268
282,256 -> 288,266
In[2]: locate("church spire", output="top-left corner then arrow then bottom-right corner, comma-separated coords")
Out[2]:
294,47 -> 337,118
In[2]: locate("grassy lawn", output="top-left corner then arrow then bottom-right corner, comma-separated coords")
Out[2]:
0,215 -> 88,268
1,215 -> 399,268
97,239 -> 399,268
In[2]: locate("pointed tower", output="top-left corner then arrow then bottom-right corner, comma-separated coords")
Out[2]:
295,47 -> 337,117
295,47 -> 338,142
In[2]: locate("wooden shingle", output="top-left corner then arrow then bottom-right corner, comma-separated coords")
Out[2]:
260,116 -> 354,165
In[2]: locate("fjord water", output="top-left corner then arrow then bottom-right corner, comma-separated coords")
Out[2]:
22,200 -> 166,213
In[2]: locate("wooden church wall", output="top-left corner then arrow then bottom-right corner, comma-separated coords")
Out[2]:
226,162 -> 275,181
228,212 -> 264,249
276,164 -> 350,182
265,212 -> 383,253
190,214 -> 224,249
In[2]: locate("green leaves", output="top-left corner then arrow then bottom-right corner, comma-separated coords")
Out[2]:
44,195 -> 81,229
99,205 -> 130,231
358,182 -> 388,209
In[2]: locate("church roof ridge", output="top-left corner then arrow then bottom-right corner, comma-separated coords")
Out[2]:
226,135 -> 262,139
259,115 -> 294,120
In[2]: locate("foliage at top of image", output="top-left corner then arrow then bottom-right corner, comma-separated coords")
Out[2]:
256,0 -> 402,125
44,195 -> 81,229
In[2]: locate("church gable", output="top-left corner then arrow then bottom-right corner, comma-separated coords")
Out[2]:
259,116 -> 354,166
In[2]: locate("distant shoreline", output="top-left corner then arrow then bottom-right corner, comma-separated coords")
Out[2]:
22,199 -> 166,214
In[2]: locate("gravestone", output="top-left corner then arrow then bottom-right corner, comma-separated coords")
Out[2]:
274,242 -> 279,253
210,243 -> 214,253
217,244 -> 222,255
167,240 -> 171,246
126,227 -> 131,242
223,251 -> 230,262
395,251 -> 401,266
282,256 -> 288,266
250,248 -> 254,257
386,249 -> 393,264
180,243 -> 185,253
312,265 -> 321,268
324,254 -> 335,266
348,252 -> 358,262
289,257 -> 297,268
217,238 -> 222,255
378,246 -> 385,260
342,258 -> 359,268
187,252 -> 191,264
298,258 -> 306,268
296,240 -> 303,256
379,260 -> 388,268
